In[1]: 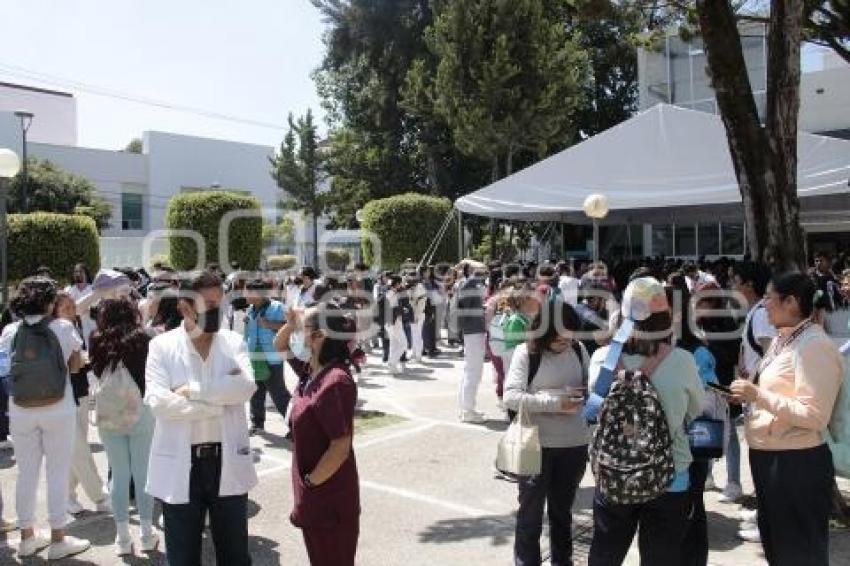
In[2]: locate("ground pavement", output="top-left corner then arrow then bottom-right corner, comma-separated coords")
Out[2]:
1,344 -> 849,565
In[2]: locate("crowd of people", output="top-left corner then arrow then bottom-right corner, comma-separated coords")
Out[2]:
0,250 -> 847,565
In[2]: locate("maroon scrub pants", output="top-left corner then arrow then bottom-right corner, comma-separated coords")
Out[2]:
302,518 -> 359,566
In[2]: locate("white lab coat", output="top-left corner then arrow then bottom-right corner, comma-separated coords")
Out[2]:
144,324 -> 258,504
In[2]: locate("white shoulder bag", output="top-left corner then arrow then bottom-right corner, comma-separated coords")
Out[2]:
495,398 -> 541,476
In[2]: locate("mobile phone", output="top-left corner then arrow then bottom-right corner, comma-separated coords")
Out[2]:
707,382 -> 733,396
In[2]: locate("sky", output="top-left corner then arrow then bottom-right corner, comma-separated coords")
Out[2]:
0,0 -> 327,150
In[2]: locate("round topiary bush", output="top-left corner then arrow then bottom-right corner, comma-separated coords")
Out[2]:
361,193 -> 457,270
267,255 -> 297,270
166,192 -> 263,271
8,212 -> 100,284
324,248 -> 351,271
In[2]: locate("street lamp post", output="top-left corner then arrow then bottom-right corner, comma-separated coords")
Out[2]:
14,111 -> 34,213
583,194 -> 610,264
0,149 -> 22,311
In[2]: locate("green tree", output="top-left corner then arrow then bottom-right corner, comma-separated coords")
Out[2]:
262,217 -> 295,249
8,159 -> 112,232
124,138 -> 143,153
406,0 -> 590,182
270,110 -> 325,267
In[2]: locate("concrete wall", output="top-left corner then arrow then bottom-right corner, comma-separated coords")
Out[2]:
28,142 -> 148,236
144,131 -> 281,234
0,83 -> 77,146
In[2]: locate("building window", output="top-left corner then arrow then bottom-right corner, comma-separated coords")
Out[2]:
121,193 -> 143,231
698,223 -> 720,255
721,223 -> 745,255
675,224 -> 696,257
652,224 -> 674,256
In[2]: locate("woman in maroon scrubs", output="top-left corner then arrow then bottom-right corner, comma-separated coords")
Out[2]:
275,301 -> 359,566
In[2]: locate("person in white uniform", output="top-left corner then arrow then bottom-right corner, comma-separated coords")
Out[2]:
144,270 -> 257,566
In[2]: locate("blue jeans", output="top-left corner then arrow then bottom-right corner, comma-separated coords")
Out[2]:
99,407 -> 155,523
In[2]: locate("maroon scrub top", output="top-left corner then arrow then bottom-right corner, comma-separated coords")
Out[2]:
288,359 -> 360,528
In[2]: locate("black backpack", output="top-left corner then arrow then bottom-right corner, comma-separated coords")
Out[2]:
10,318 -> 68,408
589,345 -> 675,505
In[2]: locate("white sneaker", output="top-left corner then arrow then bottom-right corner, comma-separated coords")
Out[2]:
95,498 -> 113,514
140,532 -> 159,552
115,536 -> 133,556
0,438 -> 13,450
737,527 -> 761,543
718,483 -> 744,503
67,498 -> 84,515
47,535 -> 90,561
18,534 -> 51,557
739,508 -> 759,525
460,410 -> 486,424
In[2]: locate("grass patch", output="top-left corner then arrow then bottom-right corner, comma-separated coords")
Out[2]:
354,409 -> 406,434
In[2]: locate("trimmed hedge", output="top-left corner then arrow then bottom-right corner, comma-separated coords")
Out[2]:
361,193 -> 457,270
9,213 -> 100,283
325,248 -> 351,271
166,192 -> 263,271
267,255 -> 297,270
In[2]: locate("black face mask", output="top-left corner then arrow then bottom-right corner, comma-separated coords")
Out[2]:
231,297 -> 248,311
197,307 -> 221,334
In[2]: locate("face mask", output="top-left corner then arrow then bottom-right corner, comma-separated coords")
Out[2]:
198,307 -> 222,334
231,297 -> 248,311
73,274 -> 85,284
289,331 -> 312,362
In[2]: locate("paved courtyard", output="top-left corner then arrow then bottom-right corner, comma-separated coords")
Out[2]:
1,345 -> 849,565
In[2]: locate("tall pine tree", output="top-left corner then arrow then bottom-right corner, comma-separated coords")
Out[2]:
270,109 -> 324,267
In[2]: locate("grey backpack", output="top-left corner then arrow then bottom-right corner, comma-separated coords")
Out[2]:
10,318 -> 68,408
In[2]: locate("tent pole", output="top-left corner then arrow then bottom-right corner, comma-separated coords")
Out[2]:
457,209 -> 464,260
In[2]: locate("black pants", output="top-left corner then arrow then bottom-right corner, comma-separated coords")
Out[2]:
682,460 -> 709,566
379,324 -> 390,363
515,445 -> 588,566
249,364 -> 291,429
750,445 -> 833,566
0,386 -> 8,440
423,312 -> 437,354
588,489 -> 689,566
161,448 -> 251,566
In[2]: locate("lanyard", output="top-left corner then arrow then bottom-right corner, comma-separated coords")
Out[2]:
753,319 -> 813,385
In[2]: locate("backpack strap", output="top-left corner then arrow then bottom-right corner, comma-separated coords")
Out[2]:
746,304 -> 765,358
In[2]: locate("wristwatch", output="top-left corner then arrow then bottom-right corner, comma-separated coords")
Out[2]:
303,473 -> 316,488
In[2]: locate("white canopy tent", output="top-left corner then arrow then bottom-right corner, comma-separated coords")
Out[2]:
454,104 -> 850,224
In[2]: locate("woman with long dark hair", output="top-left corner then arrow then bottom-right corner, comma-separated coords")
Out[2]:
275,301 -> 360,566
731,273 -> 843,565
89,298 -> 158,555
503,298 -> 589,565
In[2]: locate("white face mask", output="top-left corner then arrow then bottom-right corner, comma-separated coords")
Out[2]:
289,331 -> 312,362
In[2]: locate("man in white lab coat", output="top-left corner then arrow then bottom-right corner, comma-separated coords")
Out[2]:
144,270 -> 257,566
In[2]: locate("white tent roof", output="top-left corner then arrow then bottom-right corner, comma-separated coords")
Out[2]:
455,104 -> 850,223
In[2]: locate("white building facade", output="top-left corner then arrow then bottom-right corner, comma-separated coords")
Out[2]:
0,81 -> 350,269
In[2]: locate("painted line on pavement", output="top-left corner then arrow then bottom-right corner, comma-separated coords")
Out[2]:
359,479 -> 494,517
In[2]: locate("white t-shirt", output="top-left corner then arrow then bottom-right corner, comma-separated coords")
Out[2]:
0,316 -> 82,416
65,284 -> 96,344
558,276 -> 579,307
741,300 -> 778,376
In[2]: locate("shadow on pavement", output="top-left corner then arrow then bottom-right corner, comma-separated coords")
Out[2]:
418,513 -> 515,546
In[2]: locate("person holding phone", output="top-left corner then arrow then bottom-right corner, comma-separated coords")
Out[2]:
503,298 -> 589,565
730,273 -> 843,566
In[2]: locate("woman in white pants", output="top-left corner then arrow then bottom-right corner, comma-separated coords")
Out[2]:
0,277 -> 91,560
54,293 -> 111,515
386,276 -> 407,375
